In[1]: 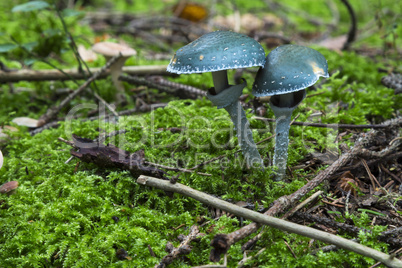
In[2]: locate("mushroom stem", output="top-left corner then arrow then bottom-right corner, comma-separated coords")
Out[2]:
224,101 -> 263,168
270,105 -> 293,180
211,70 -> 229,94
107,56 -> 128,102
270,90 -> 306,180
207,81 -> 263,168
110,67 -> 124,92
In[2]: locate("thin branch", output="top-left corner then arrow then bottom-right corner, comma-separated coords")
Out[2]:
155,225 -> 201,268
56,8 -> 86,75
237,248 -> 266,268
9,35 -> 79,83
340,0 -> 357,50
0,65 -> 169,83
11,32 -> 118,118
120,74 -> 206,99
336,152 -> 402,182
55,9 -> 119,117
37,54 -> 122,126
282,190 -> 324,219
269,117 -> 401,214
30,103 -> 168,136
215,116 -> 402,257
292,212 -> 402,247
242,190 -> 324,251
370,248 -> 402,268
253,116 -> 388,129
143,161 -> 212,176
136,175 -> 402,268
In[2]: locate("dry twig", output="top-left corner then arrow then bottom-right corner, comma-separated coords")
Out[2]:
120,74 -> 206,99
0,64 -> 169,83
382,73 -> 402,94
156,225 -> 201,268
253,116 -> 388,129
136,175 -> 402,268
212,116 -> 402,258
291,212 -> 402,247
340,0 -> 357,50
37,54 -> 123,126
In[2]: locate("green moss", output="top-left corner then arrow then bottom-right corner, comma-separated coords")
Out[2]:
0,0 -> 400,267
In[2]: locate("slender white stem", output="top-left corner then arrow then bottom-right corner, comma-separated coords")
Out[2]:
109,57 -> 128,94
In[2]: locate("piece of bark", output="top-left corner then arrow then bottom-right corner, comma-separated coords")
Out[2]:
120,75 -> 206,99
155,225 -> 201,268
291,211 -> 402,247
382,73 -> 402,94
69,135 -> 166,179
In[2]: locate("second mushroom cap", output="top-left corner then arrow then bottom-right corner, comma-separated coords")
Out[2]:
252,44 -> 329,97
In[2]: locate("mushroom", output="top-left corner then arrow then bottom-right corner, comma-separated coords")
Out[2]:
167,31 -> 266,167
92,42 -> 137,102
252,44 -> 329,180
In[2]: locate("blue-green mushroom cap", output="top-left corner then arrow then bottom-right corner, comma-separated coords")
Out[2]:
252,44 -> 329,97
167,31 -> 266,74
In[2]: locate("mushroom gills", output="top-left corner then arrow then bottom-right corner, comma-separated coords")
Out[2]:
270,90 -> 306,109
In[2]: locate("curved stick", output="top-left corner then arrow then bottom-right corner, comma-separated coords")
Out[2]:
137,175 -> 402,268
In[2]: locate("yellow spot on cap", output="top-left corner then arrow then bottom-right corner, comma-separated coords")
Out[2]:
171,55 -> 177,65
309,60 -> 325,76
199,55 -> 204,61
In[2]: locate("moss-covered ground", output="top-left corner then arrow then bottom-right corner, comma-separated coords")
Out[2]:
0,0 -> 401,267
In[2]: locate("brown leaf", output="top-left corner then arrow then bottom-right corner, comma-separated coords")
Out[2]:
70,134 -> 166,178
337,171 -> 361,197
